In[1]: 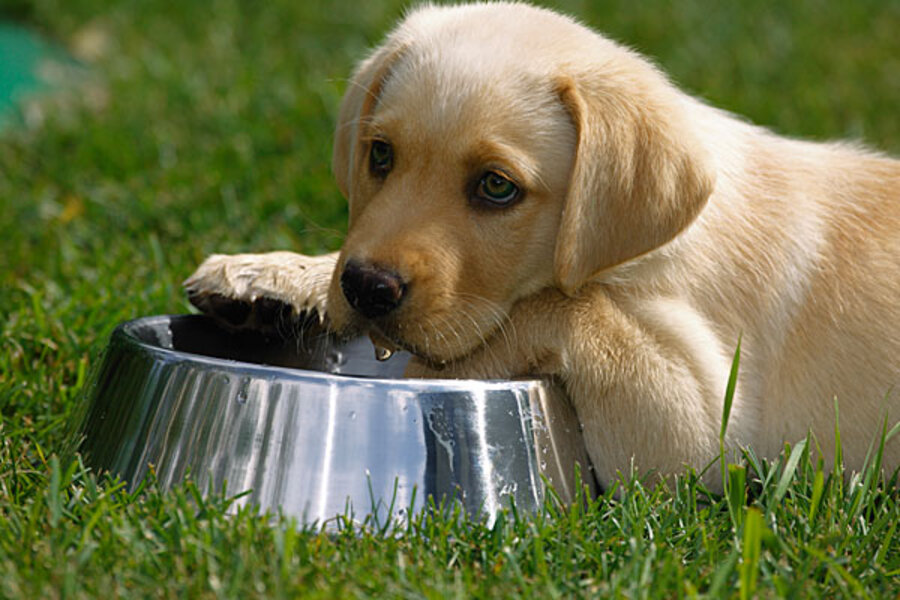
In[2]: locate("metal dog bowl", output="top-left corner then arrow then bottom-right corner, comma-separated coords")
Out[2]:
78,314 -> 595,523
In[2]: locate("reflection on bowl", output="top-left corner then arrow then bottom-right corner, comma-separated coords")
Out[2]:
79,314 -> 595,523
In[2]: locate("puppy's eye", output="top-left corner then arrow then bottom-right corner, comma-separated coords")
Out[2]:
369,140 -> 393,177
475,172 -> 519,207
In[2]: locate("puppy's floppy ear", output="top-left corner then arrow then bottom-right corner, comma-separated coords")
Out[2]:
332,40 -> 408,209
553,73 -> 715,293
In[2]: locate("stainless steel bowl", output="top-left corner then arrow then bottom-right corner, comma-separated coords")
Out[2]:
79,315 -> 595,523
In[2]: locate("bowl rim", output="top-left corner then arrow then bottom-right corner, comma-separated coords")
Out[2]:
115,314 -> 548,391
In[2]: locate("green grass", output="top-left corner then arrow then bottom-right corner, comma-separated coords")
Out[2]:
1,0 -> 899,597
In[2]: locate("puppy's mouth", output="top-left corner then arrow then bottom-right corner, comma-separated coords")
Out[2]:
363,322 -> 444,367
329,261 -> 504,369
361,319 -> 460,371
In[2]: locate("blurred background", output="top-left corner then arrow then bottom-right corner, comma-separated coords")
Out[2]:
1,0 -> 899,446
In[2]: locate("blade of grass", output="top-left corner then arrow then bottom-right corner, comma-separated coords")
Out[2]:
720,335 -> 742,444
807,467 -> 825,525
773,437 -> 808,504
832,397 -> 843,496
719,337 -> 743,532
739,508 -> 763,600
727,463 -> 746,530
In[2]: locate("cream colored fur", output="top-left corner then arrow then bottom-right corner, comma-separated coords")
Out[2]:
184,2 -> 900,492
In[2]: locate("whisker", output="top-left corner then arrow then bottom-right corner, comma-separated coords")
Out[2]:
453,292 -> 516,349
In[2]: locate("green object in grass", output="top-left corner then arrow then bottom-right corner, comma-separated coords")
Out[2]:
0,21 -> 70,129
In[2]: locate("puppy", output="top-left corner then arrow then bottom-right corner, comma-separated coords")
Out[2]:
185,2 -> 900,492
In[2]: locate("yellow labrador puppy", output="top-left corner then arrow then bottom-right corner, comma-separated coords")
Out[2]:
185,3 -> 900,491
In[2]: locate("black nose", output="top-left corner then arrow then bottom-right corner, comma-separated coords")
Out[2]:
340,260 -> 408,319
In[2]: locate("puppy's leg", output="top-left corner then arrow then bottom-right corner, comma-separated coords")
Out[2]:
183,251 -> 338,332
407,285 -> 731,492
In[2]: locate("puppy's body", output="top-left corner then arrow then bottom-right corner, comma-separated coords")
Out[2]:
186,3 -> 900,491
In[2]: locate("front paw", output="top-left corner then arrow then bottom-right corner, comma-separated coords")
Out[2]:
183,251 -> 337,334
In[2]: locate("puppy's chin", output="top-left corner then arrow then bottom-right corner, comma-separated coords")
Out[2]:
324,294 -> 496,367
353,315 -> 490,368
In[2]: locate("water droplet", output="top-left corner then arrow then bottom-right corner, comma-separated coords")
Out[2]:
349,410 -> 357,420
325,349 -> 346,373
236,377 -> 251,404
368,330 -> 398,361
374,345 -> 394,361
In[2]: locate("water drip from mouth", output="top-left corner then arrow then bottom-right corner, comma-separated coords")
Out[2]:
368,329 -> 398,362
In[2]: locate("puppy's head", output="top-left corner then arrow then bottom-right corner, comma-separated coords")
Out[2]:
327,3 -> 714,365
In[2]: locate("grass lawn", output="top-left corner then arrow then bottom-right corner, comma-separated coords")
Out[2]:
2,0 -> 900,597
